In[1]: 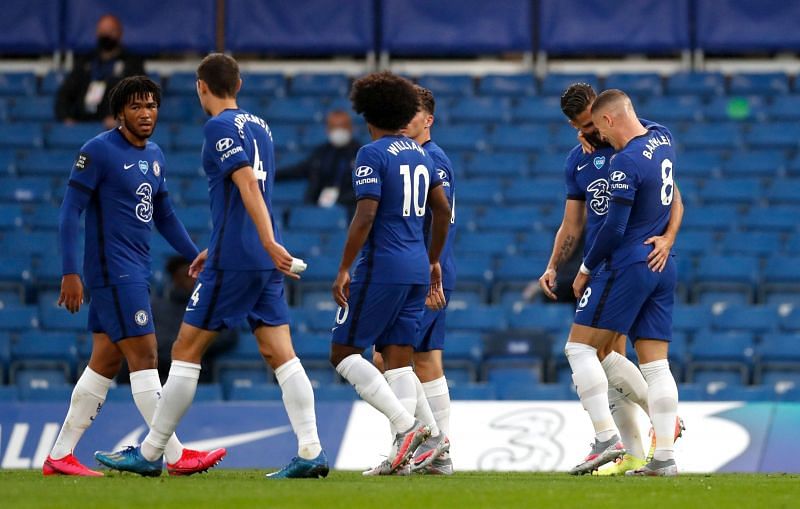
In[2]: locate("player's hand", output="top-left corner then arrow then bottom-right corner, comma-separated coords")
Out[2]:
538,268 -> 558,300
332,269 -> 351,308
572,271 -> 590,299
578,131 -> 595,154
265,241 -> 300,280
189,249 -> 208,278
58,274 -> 84,314
644,235 -> 674,272
426,262 -> 446,311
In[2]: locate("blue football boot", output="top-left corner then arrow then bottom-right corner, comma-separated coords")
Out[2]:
95,445 -> 163,477
266,451 -> 329,479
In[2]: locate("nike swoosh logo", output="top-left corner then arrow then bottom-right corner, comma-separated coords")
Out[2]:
575,309 -> 584,313
185,307 -> 195,311
577,163 -> 589,171
124,163 -> 135,169
113,425 -> 292,452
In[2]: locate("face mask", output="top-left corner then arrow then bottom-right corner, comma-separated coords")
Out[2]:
328,128 -> 352,148
97,35 -> 119,52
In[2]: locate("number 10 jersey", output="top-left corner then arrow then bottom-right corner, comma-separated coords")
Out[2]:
202,108 -> 281,271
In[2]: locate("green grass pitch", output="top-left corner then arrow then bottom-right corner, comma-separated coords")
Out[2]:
2,470 -> 798,509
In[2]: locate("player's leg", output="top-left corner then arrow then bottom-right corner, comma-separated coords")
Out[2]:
45,331 -> 119,476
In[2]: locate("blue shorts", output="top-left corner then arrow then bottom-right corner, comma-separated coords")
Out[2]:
331,283 -> 427,351
415,290 -> 452,352
574,259 -> 676,342
88,283 -> 154,342
183,268 -> 290,332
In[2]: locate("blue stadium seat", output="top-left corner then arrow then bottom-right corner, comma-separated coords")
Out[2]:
226,384 -> 283,401
487,125 -> 548,152
172,125 -> 205,151
681,123 -> 741,150
466,152 -> 530,178
709,385 -> 773,401
691,370 -> 746,392
766,179 -> 800,205
767,96 -> 800,121
605,73 -> 663,96
700,178 -> 761,205
45,124 -> 105,150
497,383 -> 571,401
721,232 -> 782,256
264,98 -> 324,124
679,150 -> 723,178
756,334 -> 800,383
304,367 -> 338,387
0,386 -> 16,401
454,254 -> 494,288
219,369 -> 272,397
762,256 -> 800,299
292,332 -> 330,365
475,207 -> 537,232
765,292 -> 800,306
11,331 -> 78,381
157,97 -> 199,124
680,205 -> 739,231
540,74 -> 599,96
240,73 -> 286,97
449,97 -> 510,124
674,231 -> 717,257
551,124 -> 585,151
0,72 -> 36,96
688,331 -> 755,382
506,304 -> 573,333
443,332 -> 483,372
417,75 -> 474,97
294,255 -> 340,283
665,72 -> 724,98
9,97 -> 54,122
38,299 -> 88,332
299,124 -> 327,148
722,150 -> 785,177
288,206 -> 347,231
165,72 -> 199,95
703,96 -> 764,122
448,383 -> 496,400
434,125 -> 484,151
0,306 -> 37,331
740,206 -> 798,232
698,291 -> 751,307
271,181 -> 306,206
729,73 -> 790,95
0,204 -> 22,229
639,95 -> 702,123
712,305 -> 779,334
18,384 -> 74,402
693,255 -> 759,301
40,71 -> 64,94
448,306 -> 505,332
17,150 -> 76,177
494,255 -> 548,283
747,122 -> 800,150
444,367 -> 474,385
516,232 -> 553,256
487,366 -> 540,387
477,74 -> 536,97
0,123 -> 43,149
677,383 -> 705,401
513,97 -> 563,123
269,124 -> 301,152
456,179 -> 503,206
530,153 -> 569,176
457,231 -> 515,256
280,232 -> 323,258
290,73 -> 349,96
192,383 -> 224,402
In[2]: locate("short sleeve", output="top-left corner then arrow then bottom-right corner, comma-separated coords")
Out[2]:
204,118 -> 250,178
427,153 -> 443,190
432,153 -> 453,200
352,145 -> 382,201
156,148 -> 168,196
608,154 -> 639,205
68,138 -> 107,194
564,151 -> 583,200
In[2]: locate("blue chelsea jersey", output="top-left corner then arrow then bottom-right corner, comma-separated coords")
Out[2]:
605,121 -> 676,269
351,135 -> 443,285
422,140 -> 456,291
67,129 -> 167,288
202,108 -> 281,271
564,144 -> 615,256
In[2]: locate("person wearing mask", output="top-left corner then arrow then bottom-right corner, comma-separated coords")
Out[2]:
55,14 -> 145,128
277,110 -> 360,217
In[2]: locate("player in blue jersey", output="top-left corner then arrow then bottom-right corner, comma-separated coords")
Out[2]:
567,90 -> 681,476
47,76 -> 225,477
95,54 -> 327,479
540,84 -> 684,476
329,72 -> 452,476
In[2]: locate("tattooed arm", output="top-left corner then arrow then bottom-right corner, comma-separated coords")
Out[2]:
538,200 -> 587,300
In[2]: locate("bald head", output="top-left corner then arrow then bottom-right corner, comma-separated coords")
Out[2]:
590,89 -> 644,150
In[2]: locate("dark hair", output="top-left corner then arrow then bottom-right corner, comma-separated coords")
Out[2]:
197,53 -> 240,98
108,75 -> 161,118
415,85 -> 435,115
560,83 -> 596,120
591,88 -> 630,114
350,71 -> 419,131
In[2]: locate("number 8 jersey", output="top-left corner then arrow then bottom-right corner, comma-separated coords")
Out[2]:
351,134 -> 443,285
604,121 -> 676,269
202,108 -> 281,271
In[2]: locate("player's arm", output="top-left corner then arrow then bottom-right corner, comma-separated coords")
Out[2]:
538,200 -> 586,300
230,167 -> 298,279
58,184 -> 90,313
644,184 -> 683,272
426,184 -> 451,310
153,192 -> 199,262
332,198 -> 378,308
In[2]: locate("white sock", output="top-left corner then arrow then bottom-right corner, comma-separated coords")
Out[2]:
608,388 -> 645,459
336,354 -> 414,432
602,351 -> 649,414
412,374 -> 440,437
129,369 -> 185,464
141,361 -> 200,462
641,359 -> 679,462
565,342 -> 616,442
422,376 -> 451,437
275,358 -> 322,460
50,368 -> 112,459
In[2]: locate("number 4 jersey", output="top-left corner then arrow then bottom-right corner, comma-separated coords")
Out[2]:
202,108 -> 281,271
68,128 -> 168,288
352,135 -> 443,285
604,121 -> 676,269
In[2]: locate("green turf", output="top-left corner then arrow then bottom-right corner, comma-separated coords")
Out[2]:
2,470 -> 798,509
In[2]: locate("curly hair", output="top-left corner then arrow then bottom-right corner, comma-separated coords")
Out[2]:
350,71 -> 419,131
560,83 -> 596,121
108,75 -> 161,118
415,85 -> 435,115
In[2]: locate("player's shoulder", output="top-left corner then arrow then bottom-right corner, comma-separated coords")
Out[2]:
424,140 -> 452,168
78,129 -> 116,160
